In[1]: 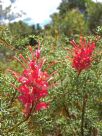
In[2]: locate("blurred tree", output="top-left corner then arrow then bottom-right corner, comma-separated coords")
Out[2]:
50,9 -> 88,36
35,23 -> 42,34
49,0 -> 102,35
0,0 -> 25,25
8,21 -> 33,37
87,2 -> 102,32
31,24 -> 36,34
59,9 -> 88,35
36,23 -> 42,31
50,13 -> 61,37
58,0 -> 91,16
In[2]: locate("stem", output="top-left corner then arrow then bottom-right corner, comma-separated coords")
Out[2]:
4,102 -> 35,134
7,91 -> 17,109
80,94 -> 88,136
5,116 -> 30,134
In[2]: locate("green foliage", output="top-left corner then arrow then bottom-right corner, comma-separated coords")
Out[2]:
59,9 -> 88,35
1,1 -> 102,135
50,9 -> 88,37
96,26 -> 102,36
48,0 -> 102,36
87,2 -> 102,32
1,34 -> 102,135
8,21 -> 33,38
58,0 -> 89,15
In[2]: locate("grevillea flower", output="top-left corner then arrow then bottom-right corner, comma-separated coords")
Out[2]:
9,45 -> 52,116
69,36 -> 95,74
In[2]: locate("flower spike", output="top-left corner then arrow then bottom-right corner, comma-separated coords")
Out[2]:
69,37 -> 96,74
9,45 -> 52,116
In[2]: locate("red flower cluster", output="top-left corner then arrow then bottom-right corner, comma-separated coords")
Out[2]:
10,45 -> 51,116
70,37 -> 95,74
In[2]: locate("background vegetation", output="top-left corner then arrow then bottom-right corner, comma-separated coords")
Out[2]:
0,0 -> 102,135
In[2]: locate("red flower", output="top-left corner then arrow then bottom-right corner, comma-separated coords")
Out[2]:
70,37 -> 95,74
36,102 -> 48,111
10,46 -> 51,116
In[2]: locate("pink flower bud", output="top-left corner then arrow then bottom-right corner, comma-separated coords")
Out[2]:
35,49 -> 40,59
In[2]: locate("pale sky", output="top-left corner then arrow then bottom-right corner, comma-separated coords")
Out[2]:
1,0 -> 102,25
1,0 -> 62,25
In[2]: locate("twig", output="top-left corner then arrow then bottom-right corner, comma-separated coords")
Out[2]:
80,94 -> 88,136
4,102 -> 35,134
5,115 -> 30,134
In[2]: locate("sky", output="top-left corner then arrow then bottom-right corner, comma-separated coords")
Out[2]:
1,0 -> 102,26
1,0 -> 62,26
